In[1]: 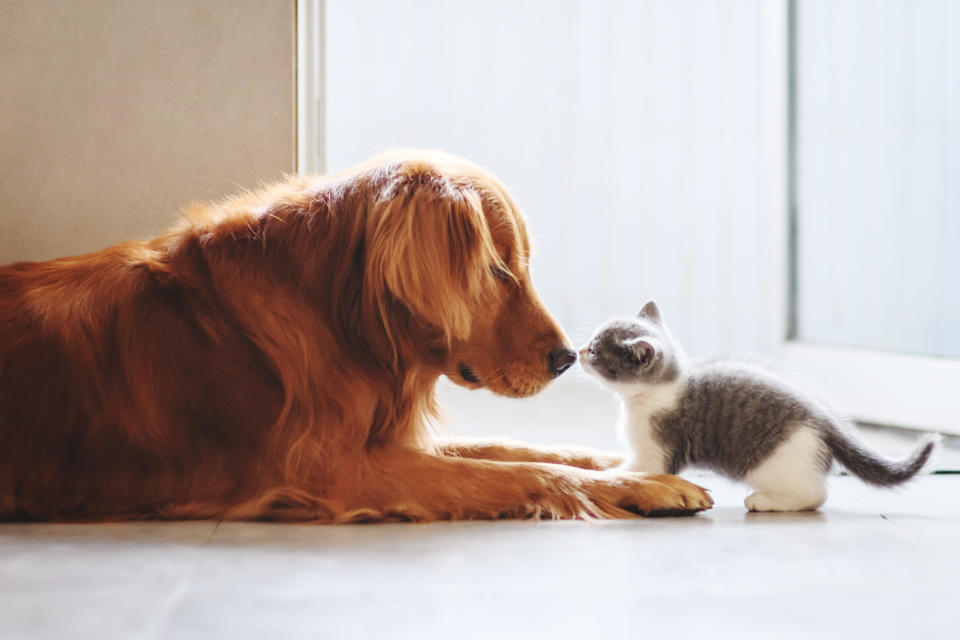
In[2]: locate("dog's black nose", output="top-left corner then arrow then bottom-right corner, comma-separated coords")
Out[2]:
548,347 -> 577,377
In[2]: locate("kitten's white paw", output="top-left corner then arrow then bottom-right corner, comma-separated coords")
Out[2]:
744,492 -> 822,512
745,492 -> 777,512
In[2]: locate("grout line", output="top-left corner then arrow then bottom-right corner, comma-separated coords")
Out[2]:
140,522 -> 221,640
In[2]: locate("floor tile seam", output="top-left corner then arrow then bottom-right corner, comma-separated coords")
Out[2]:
139,521 -> 221,640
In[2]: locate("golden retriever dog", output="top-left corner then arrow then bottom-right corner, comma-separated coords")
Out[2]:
0,150 -> 712,522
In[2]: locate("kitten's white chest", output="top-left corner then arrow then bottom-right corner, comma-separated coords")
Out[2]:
617,381 -> 684,474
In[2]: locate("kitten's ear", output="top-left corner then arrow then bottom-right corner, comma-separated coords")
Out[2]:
625,337 -> 657,366
637,300 -> 662,325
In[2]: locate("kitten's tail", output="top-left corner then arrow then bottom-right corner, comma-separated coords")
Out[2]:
822,425 -> 942,487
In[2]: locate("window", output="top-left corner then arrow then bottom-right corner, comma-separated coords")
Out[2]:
301,1 -> 959,435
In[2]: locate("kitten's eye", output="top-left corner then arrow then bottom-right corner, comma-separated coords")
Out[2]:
491,264 -> 511,282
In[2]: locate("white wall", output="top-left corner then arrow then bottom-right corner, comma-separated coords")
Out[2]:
325,0 -> 784,359
0,0 -> 296,264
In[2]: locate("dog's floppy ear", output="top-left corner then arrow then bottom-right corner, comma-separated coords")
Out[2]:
367,170 -> 501,342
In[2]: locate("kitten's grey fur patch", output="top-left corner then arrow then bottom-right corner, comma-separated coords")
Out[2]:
582,300 -> 941,501
653,360 -> 832,477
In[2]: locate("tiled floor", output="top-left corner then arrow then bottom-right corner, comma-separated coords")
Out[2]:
2,476 -> 957,640
2,378 -> 958,640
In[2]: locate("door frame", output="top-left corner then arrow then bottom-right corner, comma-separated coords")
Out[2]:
296,0 -> 326,175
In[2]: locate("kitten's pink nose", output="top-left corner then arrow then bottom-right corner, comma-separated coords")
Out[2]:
578,346 -> 589,359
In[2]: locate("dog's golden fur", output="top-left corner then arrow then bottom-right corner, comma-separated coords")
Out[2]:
0,150 -> 712,522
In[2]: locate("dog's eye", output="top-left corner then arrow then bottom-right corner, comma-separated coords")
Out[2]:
491,264 -> 511,282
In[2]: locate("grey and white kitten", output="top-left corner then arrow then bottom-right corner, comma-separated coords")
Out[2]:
580,300 -> 942,511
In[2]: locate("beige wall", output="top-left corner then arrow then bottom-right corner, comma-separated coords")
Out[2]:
0,0 -> 296,263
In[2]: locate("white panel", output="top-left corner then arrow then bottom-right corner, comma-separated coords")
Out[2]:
796,0 -> 960,358
784,343 -> 960,435
325,0 -> 778,359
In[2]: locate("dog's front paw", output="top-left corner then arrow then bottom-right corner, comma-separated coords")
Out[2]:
638,473 -> 714,515
582,471 -> 713,517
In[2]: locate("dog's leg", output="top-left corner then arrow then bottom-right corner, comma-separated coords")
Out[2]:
335,447 -> 711,522
436,436 -> 624,470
